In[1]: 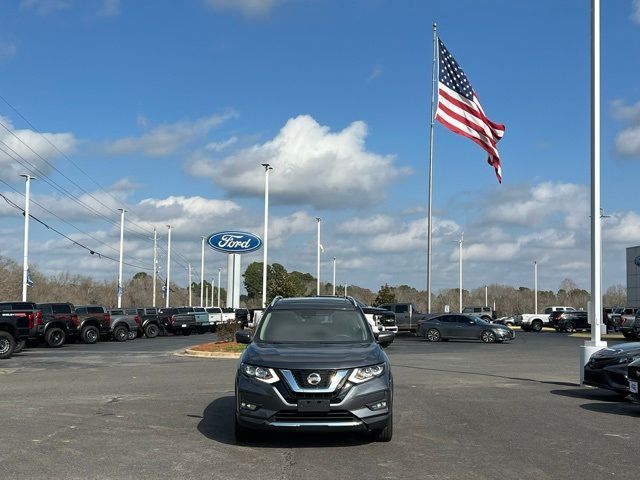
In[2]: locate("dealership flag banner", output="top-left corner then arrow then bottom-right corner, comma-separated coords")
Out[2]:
435,37 -> 505,182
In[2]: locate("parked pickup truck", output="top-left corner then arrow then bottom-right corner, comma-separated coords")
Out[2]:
619,309 -> 640,341
107,309 -> 142,341
37,302 -> 79,347
462,306 -> 496,322
0,310 -> 31,359
205,307 -> 236,329
74,305 -> 112,344
159,307 -> 197,335
190,307 -> 212,333
354,299 -> 398,335
514,306 -> 576,332
0,301 -> 43,352
135,307 -> 163,338
378,302 -> 429,333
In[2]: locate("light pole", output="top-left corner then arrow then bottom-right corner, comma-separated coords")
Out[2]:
20,174 -> 33,301
200,236 -> 205,307
344,284 -> 348,297
217,267 -> 222,307
211,278 -> 215,307
458,232 -> 464,313
205,285 -> 209,308
188,263 -> 192,307
332,257 -> 336,296
117,208 -> 127,308
165,225 -> 172,308
152,227 -> 157,308
534,261 -> 538,314
316,217 -> 321,295
485,285 -> 488,307
581,0 -> 606,383
262,163 -> 273,308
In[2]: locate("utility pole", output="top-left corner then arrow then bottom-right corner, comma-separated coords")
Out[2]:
332,257 -> 336,296
117,208 -> 127,308
262,163 -> 273,308
166,225 -> 172,308
20,174 -> 33,302
316,217 -> 321,295
188,264 -> 192,307
217,267 -> 222,307
200,236 -> 205,307
152,227 -> 157,308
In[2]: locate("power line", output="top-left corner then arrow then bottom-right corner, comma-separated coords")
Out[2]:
0,192 -> 152,272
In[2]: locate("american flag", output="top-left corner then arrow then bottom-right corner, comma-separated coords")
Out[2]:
435,38 -> 505,182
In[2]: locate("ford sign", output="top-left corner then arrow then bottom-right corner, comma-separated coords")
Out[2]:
207,231 -> 262,254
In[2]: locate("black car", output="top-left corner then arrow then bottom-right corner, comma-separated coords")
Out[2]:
417,314 -> 514,343
549,311 -> 589,333
628,358 -> 640,402
584,342 -> 640,396
234,296 -> 394,442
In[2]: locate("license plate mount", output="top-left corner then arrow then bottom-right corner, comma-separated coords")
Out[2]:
630,380 -> 638,394
297,399 -> 330,412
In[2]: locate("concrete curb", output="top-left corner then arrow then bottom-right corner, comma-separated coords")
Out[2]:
569,332 -> 624,340
176,347 -> 242,359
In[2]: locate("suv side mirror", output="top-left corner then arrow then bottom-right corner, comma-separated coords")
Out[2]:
235,330 -> 252,344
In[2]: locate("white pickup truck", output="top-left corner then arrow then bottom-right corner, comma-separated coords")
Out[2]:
515,306 -> 575,332
205,307 -> 236,329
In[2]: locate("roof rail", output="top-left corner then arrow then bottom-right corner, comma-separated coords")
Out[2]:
269,296 -> 284,307
345,296 -> 358,308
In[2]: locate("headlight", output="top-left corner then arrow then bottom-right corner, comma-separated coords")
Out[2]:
373,314 -> 383,325
617,356 -> 640,364
348,364 -> 385,384
240,363 -> 279,384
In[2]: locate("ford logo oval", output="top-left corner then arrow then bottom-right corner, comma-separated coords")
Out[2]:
635,255 -> 640,267
207,231 -> 262,254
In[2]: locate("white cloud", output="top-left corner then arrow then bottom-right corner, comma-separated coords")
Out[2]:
368,217 -> 460,253
203,0 -> 285,17
187,115 -> 408,209
632,0 -> 640,23
97,0 -> 120,17
205,136 -> 238,152
0,41 -> 17,64
20,0 -> 72,15
0,116 -> 77,181
611,99 -> 640,157
105,110 -> 237,157
337,214 -> 394,236
367,65 -> 383,82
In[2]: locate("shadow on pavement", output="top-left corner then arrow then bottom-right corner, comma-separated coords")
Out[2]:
550,388 -> 628,402
579,401 -> 640,417
197,395 -> 371,448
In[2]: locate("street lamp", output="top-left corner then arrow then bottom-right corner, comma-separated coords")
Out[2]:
316,217 -> 321,295
20,174 -> 34,301
117,208 -> 127,308
217,267 -> 222,307
262,163 -> 273,308
332,257 -> 336,296
166,225 -> 172,308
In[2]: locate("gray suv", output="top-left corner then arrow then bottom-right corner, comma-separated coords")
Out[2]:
234,296 -> 394,442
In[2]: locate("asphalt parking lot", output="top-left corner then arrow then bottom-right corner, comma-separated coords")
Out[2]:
1,332 -> 639,480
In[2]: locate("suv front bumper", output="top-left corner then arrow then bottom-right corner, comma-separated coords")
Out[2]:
236,372 -> 391,433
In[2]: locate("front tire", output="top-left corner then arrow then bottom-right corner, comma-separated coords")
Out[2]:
45,327 -> 66,348
426,328 -> 441,342
0,332 -> 15,359
481,330 -> 496,343
145,324 -> 159,338
564,322 -> 575,333
531,320 -> 543,332
371,413 -> 393,442
13,339 -> 26,354
113,326 -> 128,342
623,331 -> 639,341
81,326 -> 99,344
182,328 -> 192,336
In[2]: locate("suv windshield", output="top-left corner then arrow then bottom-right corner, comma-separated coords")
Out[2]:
256,309 -> 371,343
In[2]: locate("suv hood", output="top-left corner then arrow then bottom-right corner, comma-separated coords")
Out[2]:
241,342 -> 385,370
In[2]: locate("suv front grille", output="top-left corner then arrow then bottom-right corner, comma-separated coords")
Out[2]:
291,369 -> 336,389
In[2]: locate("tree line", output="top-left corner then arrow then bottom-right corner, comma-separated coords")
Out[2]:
0,255 -> 627,314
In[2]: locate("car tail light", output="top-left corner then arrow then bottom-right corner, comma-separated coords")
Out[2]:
104,313 -> 111,326
134,315 -> 141,326
37,310 -> 43,325
27,313 -> 35,329
71,314 -> 79,326
170,315 -> 176,324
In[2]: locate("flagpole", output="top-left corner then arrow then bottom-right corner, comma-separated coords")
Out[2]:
152,227 -> 157,308
426,22 -> 438,314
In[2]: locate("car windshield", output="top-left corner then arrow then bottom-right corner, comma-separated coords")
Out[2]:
470,315 -> 489,324
256,309 -> 371,343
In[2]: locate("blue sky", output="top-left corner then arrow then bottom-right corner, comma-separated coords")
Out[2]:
1,0 -> 640,296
